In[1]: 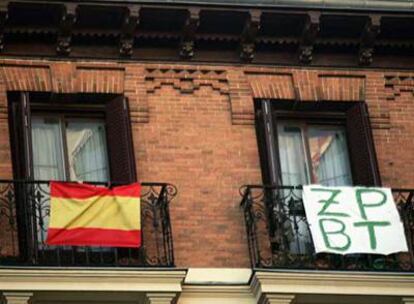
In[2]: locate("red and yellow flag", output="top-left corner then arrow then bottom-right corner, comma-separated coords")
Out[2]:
46,181 -> 141,248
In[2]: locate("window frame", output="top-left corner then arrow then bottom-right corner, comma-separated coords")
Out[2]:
8,92 -> 137,184
276,119 -> 353,186
254,99 -> 381,187
30,113 -> 110,182
8,92 -> 137,261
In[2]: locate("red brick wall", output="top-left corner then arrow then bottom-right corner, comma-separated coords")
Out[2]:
0,59 -> 413,267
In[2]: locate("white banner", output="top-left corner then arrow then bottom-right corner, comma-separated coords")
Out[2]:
302,185 -> 408,255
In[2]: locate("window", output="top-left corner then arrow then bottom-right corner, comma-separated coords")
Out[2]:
8,92 -> 137,183
8,92 -> 137,253
255,100 -> 381,187
277,122 -> 352,187
255,100 -> 381,254
31,116 -> 109,182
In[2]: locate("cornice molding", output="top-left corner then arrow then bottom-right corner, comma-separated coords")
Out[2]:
0,268 -> 187,292
11,0 -> 414,13
251,270 -> 414,299
2,1 -> 414,68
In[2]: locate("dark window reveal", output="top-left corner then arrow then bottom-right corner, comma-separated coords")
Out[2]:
255,100 -> 381,187
8,92 -> 137,259
31,116 -> 109,182
254,99 -> 381,255
8,92 -> 136,184
277,122 -> 352,187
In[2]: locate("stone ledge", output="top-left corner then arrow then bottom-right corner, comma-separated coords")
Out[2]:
252,270 -> 414,298
0,268 -> 187,292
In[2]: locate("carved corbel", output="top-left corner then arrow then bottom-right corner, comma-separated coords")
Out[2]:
179,8 -> 199,59
3,292 -> 33,304
359,15 -> 381,66
120,5 -> 140,57
240,10 -> 261,62
0,1 -> 9,52
56,4 -> 77,56
298,12 -> 320,64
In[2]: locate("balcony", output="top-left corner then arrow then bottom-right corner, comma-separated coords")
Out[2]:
240,185 -> 414,271
0,180 -> 176,267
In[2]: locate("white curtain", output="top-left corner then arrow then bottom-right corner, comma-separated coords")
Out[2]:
31,117 -> 65,181
277,123 -> 312,254
309,127 -> 352,186
66,121 -> 109,182
31,117 -> 66,245
278,124 -> 309,186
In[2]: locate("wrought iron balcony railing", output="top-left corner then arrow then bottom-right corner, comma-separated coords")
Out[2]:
0,180 -> 176,267
240,185 -> 414,271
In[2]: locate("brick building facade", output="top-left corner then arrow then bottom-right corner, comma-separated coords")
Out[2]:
0,60 -> 413,268
0,1 -> 413,304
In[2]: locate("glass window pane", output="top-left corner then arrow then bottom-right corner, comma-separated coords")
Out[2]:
308,125 -> 352,186
277,123 -> 310,186
31,116 -> 65,180
277,123 -> 312,254
66,120 -> 109,182
31,116 -> 66,247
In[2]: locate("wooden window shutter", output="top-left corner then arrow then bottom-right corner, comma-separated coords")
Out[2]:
255,100 -> 282,186
346,102 -> 381,186
255,100 -> 286,250
9,92 -> 33,179
105,95 -> 137,183
8,92 -> 34,261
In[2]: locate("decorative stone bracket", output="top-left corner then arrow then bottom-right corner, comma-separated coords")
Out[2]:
179,8 -> 200,59
260,294 -> 296,304
145,293 -> 177,304
120,6 -> 140,57
299,12 -> 320,64
56,4 -> 77,56
2,292 -> 33,304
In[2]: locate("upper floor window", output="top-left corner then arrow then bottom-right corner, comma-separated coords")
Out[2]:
277,122 -> 352,187
8,92 -> 136,183
255,100 -> 381,187
8,92 -> 137,251
255,100 -> 381,254
31,116 -> 109,182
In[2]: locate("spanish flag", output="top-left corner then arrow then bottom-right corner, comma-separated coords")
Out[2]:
46,181 -> 141,248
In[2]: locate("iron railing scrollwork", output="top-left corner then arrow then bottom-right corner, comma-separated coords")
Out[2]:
0,180 -> 176,267
240,184 -> 414,271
